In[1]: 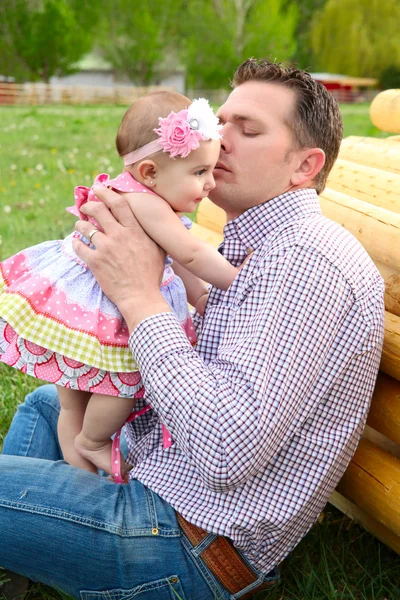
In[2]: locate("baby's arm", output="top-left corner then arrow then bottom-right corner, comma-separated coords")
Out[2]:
171,261 -> 209,316
124,192 -> 238,290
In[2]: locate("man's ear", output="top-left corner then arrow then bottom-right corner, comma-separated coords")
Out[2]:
136,160 -> 158,187
290,148 -> 325,188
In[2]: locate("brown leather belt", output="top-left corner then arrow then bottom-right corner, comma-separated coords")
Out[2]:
177,513 -> 277,599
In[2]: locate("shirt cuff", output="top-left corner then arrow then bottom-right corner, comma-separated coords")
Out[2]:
129,312 -> 193,377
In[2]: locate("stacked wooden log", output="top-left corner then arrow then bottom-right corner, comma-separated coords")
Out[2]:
191,89 -> 400,553
320,90 -> 400,552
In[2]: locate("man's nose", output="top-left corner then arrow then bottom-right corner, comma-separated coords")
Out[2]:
220,124 -> 231,153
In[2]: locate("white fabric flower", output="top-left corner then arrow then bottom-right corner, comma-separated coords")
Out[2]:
187,98 -> 223,141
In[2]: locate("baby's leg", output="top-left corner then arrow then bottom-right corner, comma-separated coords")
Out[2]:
74,394 -> 136,480
56,386 -> 97,473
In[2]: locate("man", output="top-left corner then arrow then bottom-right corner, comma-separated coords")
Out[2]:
0,59 -> 384,599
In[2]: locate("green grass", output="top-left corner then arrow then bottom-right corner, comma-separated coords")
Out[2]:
339,104 -> 391,139
0,103 -> 399,599
0,105 -> 127,259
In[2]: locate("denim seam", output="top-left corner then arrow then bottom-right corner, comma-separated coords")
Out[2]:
144,487 -> 159,531
0,499 -> 181,537
235,548 -> 281,583
89,578 -> 176,597
180,532 -> 227,600
230,573 -> 265,599
81,575 -> 182,600
191,532 -> 217,556
22,394 -> 61,457
20,408 -> 39,457
144,485 -> 154,529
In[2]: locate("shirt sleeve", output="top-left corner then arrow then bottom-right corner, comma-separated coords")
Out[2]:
129,246 -> 368,493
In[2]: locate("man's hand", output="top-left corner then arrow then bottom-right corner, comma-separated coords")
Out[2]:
72,186 -> 171,332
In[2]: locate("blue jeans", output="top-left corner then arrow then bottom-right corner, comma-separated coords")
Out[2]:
0,385 -> 278,599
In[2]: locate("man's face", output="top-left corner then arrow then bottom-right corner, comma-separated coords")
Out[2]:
210,81 -> 303,220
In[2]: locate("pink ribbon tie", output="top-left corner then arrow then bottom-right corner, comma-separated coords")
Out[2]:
112,406 -> 172,484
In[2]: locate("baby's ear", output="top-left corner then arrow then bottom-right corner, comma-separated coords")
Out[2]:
136,160 -> 157,187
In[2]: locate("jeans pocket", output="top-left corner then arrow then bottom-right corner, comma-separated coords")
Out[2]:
80,575 -> 187,600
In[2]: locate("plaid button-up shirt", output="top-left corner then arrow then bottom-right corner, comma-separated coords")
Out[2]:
127,188 -> 385,574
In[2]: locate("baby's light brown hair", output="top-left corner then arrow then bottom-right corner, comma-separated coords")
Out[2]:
116,91 -> 192,158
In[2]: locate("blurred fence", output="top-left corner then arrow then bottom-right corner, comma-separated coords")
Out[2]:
0,82 -> 172,105
0,82 -> 380,106
329,89 -> 379,104
0,82 -> 232,106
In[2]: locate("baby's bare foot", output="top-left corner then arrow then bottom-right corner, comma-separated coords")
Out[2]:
74,433 -> 129,482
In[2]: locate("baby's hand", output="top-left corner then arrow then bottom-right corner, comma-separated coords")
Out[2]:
194,292 -> 209,317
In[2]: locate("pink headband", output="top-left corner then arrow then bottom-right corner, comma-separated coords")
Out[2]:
123,140 -> 163,165
123,98 -> 222,166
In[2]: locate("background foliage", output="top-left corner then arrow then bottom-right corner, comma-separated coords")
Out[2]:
1,0 -> 399,86
178,0 -> 298,88
98,0 -> 183,85
311,0 -> 400,77
0,0 -> 102,83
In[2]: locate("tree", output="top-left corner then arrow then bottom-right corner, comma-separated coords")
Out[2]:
98,0 -> 182,85
179,0 -> 299,89
288,0 -> 327,69
379,65 -> 400,90
0,0 -> 100,83
310,0 -> 400,77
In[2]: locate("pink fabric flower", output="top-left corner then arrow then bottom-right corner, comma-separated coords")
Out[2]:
155,109 -> 203,158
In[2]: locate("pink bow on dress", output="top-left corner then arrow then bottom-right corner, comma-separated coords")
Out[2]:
66,173 -> 111,227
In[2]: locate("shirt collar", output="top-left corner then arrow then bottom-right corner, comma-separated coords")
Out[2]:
223,188 -> 322,252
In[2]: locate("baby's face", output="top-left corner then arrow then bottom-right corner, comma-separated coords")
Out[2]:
153,139 -> 220,214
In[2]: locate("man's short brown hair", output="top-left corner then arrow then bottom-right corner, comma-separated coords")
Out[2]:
232,59 -> 343,194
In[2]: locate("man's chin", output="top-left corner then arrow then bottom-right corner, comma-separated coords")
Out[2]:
208,184 -> 236,215
208,188 -> 224,205
207,190 -> 224,209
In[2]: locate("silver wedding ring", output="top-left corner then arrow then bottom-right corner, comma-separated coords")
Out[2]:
88,228 -> 100,244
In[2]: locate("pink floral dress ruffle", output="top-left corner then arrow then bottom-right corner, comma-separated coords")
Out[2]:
0,172 -> 196,397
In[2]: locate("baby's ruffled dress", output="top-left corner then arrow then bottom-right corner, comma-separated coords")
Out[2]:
0,172 -> 196,458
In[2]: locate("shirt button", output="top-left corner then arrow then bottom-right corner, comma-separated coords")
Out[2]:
245,247 -> 254,255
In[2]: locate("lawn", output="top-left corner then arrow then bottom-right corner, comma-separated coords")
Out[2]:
0,103 -> 399,600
